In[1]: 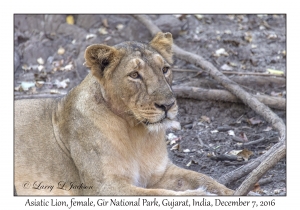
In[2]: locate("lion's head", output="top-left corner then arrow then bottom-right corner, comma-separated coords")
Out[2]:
84,32 -> 180,131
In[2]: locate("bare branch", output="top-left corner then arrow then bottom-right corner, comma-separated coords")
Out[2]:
173,68 -> 286,78
173,86 -> 286,110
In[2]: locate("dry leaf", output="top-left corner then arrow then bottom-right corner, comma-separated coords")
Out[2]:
61,64 -> 74,71
228,149 -> 243,156
186,160 -> 192,167
214,48 -> 229,57
98,27 -> 108,35
239,132 -> 248,142
102,19 -> 109,28
253,183 -> 261,193
263,126 -> 273,132
194,14 -> 203,20
86,34 -> 96,40
37,57 -> 44,65
257,14 -> 268,18
20,82 -> 35,91
14,85 -> 21,91
236,142 -> 243,147
52,60 -> 64,72
170,143 -> 179,151
207,152 -> 215,157
259,25 -> 266,30
35,81 -> 45,88
244,32 -> 252,43
228,62 -> 237,67
262,20 -> 271,29
237,149 -> 253,161
170,140 -> 177,145
50,89 -> 59,94
66,15 -> 74,25
52,60 -> 64,67
267,69 -> 284,76
116,24 -> 124,31
267,33 -> 277,39
54,79 -> 70,89
210,130 -> 218,134
57,47 -> 65,55
221,64 -> 233,71
37,65 -> 44,72
248,117 -> 263,125
22,64 -> 30,71
175,14 -> 187,21
104,36 -> 111,41
186,160 -> 198,167
228,130 -> 235,136
200,116 -> 211,123
224,29 -> 232,34
274,189 -> 280,194
227,15 -> 235,20
167,133 -> 178,141
270,91 -> 284,97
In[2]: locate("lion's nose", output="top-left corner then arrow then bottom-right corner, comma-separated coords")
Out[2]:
154,102 -> 175,112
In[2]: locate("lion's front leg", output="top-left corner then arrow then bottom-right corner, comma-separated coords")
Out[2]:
149,162 -> 234,195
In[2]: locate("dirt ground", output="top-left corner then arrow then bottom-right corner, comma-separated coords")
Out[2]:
14,14 -> 286,195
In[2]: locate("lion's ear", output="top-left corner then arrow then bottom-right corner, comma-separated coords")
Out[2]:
149,32 -> 173,64
84,44 -> 122,79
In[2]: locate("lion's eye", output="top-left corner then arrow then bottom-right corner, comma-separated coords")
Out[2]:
129,72 -> 140,79
162,66 -> 170,74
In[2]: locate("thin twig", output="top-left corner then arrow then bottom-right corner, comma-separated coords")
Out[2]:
238,136 -> 278,147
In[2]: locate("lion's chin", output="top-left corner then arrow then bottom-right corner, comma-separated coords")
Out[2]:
146,119 -> 181,133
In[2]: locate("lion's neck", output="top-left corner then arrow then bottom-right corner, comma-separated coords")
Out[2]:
63,73 -> 142,128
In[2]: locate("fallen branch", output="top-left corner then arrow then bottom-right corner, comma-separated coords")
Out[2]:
211,154 -> 242,162
14,93 -> 66,100
239,137 -> 266,146
224,161 -> 247,166
173,86 -> 286,110
258,176 -> 273,186
231,136 -> 247,143
133,14 -> 286,195
233,142 -> 285,195
173,68 -> 285,77
219,138 -> 284,182
179,76 -> 286,91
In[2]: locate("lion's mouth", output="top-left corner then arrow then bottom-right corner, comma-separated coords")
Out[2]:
143,116 -> 166,126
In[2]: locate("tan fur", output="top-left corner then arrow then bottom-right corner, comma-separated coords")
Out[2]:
14,32 -> 234,195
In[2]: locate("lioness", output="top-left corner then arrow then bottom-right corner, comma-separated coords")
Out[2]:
15,32 -> 234,195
